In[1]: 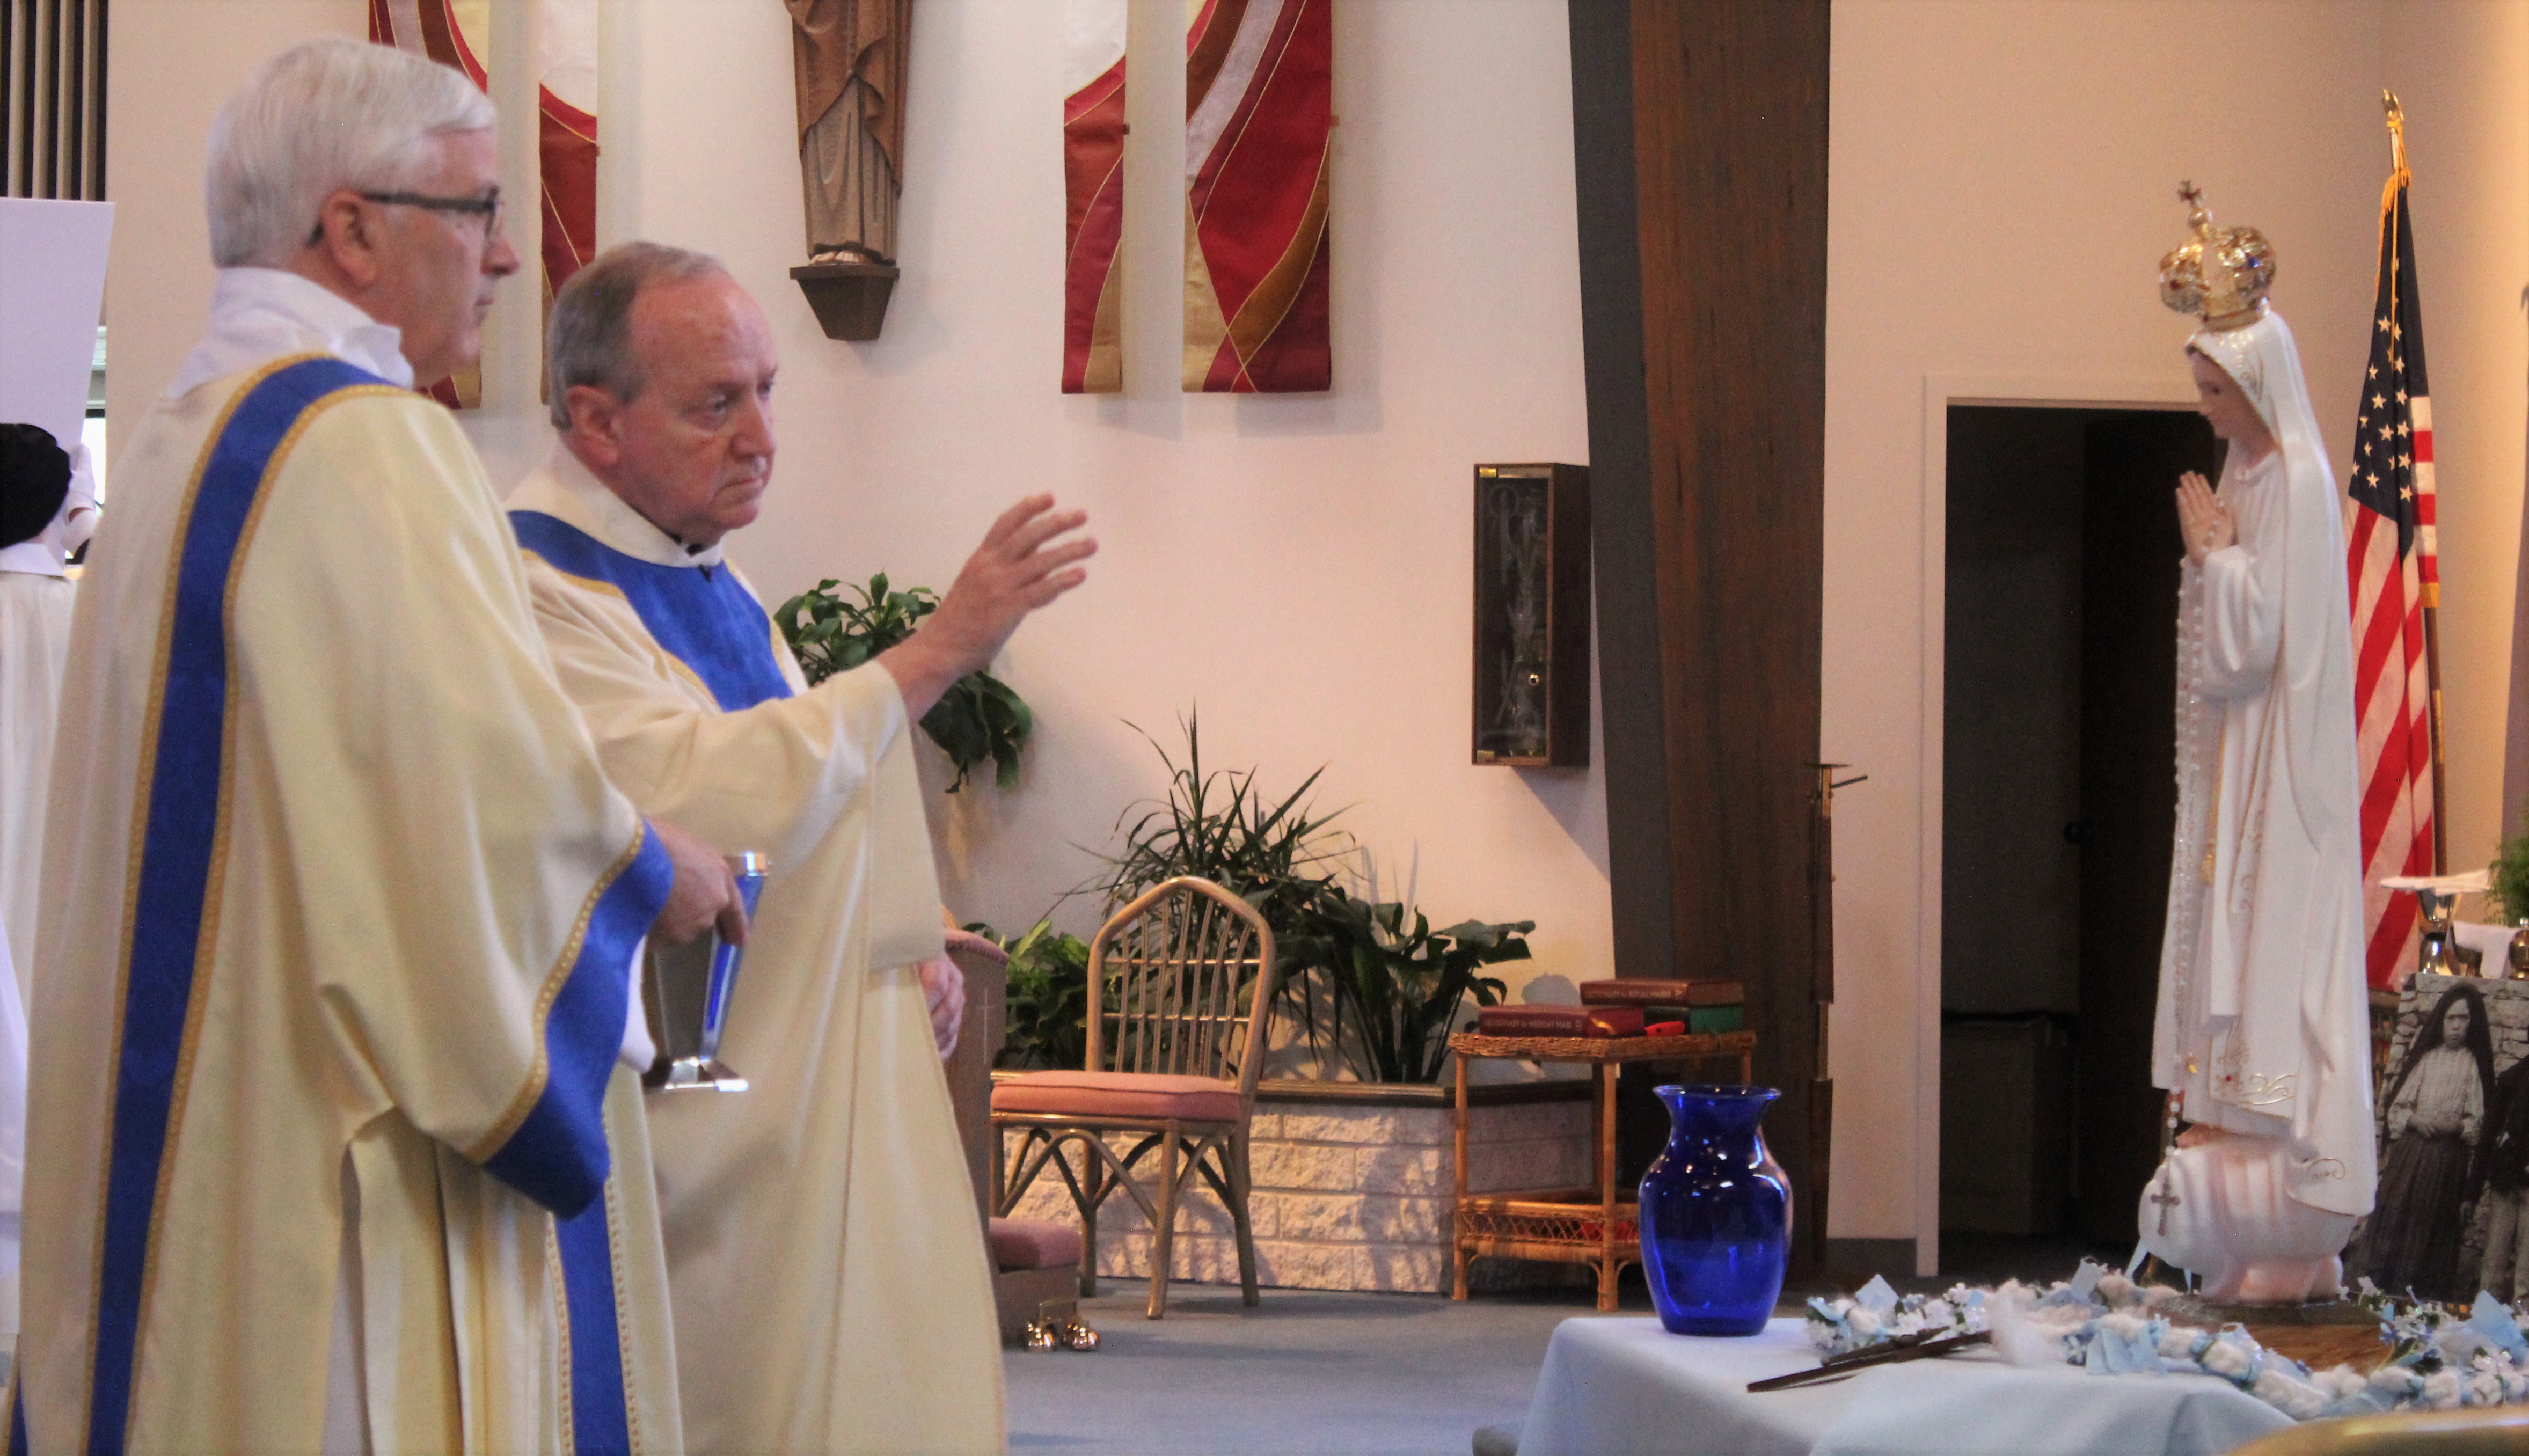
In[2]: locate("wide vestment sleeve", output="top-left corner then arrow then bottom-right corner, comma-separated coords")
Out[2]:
523,557 -> 945,971
2192,470 -> 2286,703
235,396 -> 670,1216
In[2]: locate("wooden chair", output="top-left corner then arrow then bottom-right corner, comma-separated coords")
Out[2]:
990,876 -> 1277,1318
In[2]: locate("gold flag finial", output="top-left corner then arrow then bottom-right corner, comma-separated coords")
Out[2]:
2384,90 -> 2409,179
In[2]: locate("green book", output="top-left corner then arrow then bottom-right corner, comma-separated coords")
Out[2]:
1643,1005 -> 1744,1034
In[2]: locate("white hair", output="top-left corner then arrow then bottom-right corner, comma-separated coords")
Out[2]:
205,36 -> 496,268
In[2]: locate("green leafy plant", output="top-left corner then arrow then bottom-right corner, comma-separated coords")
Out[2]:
970,918 -> 1093,1070
1283,893 -> 1531,1084
1090,712 -> 1353,936
2490,807 -> 2529,925
775,573 -> 1033,791
1082,712 -> 1534,1085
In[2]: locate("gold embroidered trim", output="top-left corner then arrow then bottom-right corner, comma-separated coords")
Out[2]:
466,824 -> 649,1164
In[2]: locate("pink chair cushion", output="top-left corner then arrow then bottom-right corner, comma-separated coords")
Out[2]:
988,1217 -> 1083,1271
991,1070 -> 1244,1123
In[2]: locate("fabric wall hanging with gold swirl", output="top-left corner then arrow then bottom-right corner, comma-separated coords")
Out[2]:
1182,0 -> 1330,394
1062,0 -> 1129,394
368,0 -> 598,406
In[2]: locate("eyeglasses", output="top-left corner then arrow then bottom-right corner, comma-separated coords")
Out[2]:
361,189 -> 506,244
304,189 -> 506,247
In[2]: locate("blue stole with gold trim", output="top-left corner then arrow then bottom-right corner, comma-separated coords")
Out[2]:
510,508 -> 793,1456
510,510 -> 793,711
69,358 -> 668,1456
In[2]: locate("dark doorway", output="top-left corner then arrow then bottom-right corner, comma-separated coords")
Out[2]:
1940,405 -> 2223,1264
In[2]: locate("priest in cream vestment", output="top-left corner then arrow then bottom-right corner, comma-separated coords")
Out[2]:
514,243 -> 1093,1453
12,41 -> 749,1454
0,426 -> 91,1008
0,425 -> 81,1344
2136,196 -> 2374,1303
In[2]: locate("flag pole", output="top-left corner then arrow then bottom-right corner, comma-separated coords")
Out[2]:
2386,91 -> 2452,874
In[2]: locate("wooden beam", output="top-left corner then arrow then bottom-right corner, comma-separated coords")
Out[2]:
1567,0 -> 1831,1269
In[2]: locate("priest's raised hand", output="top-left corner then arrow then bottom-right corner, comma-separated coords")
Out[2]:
878,492 -> 1095,718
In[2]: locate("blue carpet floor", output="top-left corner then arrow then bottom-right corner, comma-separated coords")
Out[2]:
1003,1286 -> 1616,1455
1002,1240 -> 2111,1453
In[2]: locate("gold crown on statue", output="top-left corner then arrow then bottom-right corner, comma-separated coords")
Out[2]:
2158,183 -> 2275,332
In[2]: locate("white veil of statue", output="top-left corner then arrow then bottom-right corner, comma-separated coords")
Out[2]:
2137,190 -> 2375,1303
2177,308 -> 2359,862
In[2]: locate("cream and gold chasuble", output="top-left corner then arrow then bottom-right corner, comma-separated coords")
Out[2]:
510,452 -> 1005,1455
14,358 -> 681,1455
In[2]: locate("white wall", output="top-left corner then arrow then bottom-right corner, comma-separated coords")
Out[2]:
2382,2 -> 2529,879
106,0 -> 2525,1259
105,0 -> 1612,1022
102,1 -> 362,441
1828,0 -> 2395,1260
1830,0 -> 2529,1263
597,0 -> 1609,991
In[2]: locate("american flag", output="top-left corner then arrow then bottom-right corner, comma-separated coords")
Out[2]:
2345,160 -> 2442,989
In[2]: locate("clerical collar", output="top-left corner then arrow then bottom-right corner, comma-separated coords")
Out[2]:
166,268 -> 416,400
505,444 -> 728,571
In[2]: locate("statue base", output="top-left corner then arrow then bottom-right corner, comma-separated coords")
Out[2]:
792,259 -> 900,341
2168,1296 -> 2375,1327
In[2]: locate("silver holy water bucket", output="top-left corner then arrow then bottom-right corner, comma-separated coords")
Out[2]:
642,852 -> 768,1093
2415,884 -> 2463,978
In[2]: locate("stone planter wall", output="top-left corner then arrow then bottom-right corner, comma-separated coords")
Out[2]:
1002,1086 -> 1592,1294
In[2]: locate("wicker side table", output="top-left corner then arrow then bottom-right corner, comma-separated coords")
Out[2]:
1448,1029 -> 1756,1312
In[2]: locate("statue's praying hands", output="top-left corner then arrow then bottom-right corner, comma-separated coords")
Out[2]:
2175,470 -> 2236,568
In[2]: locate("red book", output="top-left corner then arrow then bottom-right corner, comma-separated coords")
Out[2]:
1577,978 -> 1743,1008
1475,1005 -> 1646,1038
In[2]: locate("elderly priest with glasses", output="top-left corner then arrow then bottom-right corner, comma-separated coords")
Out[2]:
505,240 -> 1092,1455
14,38 -> 751,1455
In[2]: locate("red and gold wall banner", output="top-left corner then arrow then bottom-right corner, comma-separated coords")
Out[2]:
368,0 -> 492,407
1062,0 -> 1128,394
368,0 -> 598,403
368,0 -> 489,85
1182,0 -> 1331,393
537,0 -> 601,309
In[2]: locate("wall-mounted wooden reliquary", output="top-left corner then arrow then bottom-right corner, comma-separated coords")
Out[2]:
1472,463 -> 1590,767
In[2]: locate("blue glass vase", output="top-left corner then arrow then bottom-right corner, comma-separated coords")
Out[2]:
1639,1084 -> 1790,1336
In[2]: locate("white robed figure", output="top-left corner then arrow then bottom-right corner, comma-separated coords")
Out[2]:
0,426 -> 94,1004
0,425 -> 83,1338
2136,191 -> 2376,1303
511,243 -> 1092,1453
13,42 -> 749,1453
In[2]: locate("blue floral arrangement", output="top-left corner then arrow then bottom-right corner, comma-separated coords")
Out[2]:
1803,1262 -> 2529,1420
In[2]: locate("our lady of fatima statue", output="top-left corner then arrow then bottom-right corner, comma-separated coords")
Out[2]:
2132,188 -> 2378,1304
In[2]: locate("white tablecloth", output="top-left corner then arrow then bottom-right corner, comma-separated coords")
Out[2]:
1516,1318 -> 2294,1456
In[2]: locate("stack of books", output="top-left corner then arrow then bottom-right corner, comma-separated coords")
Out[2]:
1468,980 -> 1747,1040
1576,978 -> 1744,1036
1472,1004 -> 1649,1038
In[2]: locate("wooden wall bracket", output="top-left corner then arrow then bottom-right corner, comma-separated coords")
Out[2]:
791,259 -> 900,342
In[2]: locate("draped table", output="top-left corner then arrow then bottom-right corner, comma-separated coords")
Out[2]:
1515,1316 -> 2294,1456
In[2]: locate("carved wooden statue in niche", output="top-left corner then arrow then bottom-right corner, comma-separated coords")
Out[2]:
787,0 -> 912,265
